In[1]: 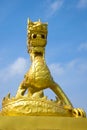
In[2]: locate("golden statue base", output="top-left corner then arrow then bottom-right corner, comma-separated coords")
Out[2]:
0,95 -> 86,117
0,95 -> 73,116
0,116 -> 87,130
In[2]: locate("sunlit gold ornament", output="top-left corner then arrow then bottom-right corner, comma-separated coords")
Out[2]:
0,19 -> 86,117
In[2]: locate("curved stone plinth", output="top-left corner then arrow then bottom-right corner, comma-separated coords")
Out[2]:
0,96 -> 74,117
0,95 -> 86,117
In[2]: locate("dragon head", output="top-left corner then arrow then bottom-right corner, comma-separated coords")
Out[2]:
27,19 -> 48,59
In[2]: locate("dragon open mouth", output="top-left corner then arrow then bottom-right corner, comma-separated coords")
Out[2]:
34,52 -> 43,57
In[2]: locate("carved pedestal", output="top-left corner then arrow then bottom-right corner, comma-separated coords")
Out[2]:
0,116 -> 87,130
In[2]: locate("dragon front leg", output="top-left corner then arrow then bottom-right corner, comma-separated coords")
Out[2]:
50,81 -> 73,108
15,80 -> 28,98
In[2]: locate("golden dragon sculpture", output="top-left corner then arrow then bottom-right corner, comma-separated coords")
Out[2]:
16,19 -> 72,107
0,19 -> 86,117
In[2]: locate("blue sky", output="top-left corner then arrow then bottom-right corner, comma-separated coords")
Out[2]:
0,0 -> 87,114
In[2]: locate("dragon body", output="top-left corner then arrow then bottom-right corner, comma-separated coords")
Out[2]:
15,20 -> 73,107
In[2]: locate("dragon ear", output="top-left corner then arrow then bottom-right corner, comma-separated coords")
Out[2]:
27,18 -> 33,25
27,18 -> 31,24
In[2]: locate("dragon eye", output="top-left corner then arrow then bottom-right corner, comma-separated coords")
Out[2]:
41,34 -> 45,39
32,34 -> 37,38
